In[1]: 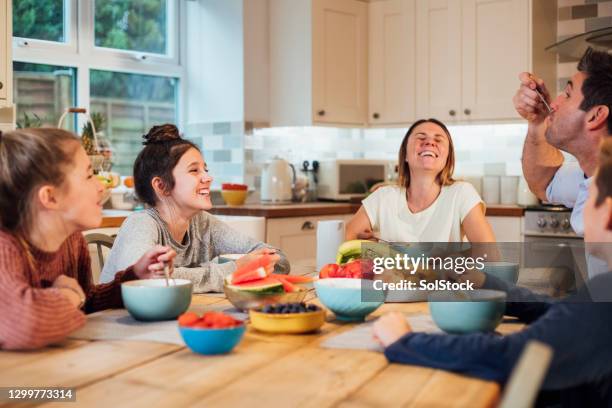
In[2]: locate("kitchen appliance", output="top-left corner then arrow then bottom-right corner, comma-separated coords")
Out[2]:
521,205 -> 586,296
317,160 -> 391,201
301,160 -> 319,202
260,157 -> 295,204
546,27 -> 612,59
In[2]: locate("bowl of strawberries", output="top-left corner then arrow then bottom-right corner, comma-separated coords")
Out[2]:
221,183 -> 248,206
178,311 -> 245,355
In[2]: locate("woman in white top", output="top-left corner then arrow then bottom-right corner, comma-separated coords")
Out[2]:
346,119 -> 495,243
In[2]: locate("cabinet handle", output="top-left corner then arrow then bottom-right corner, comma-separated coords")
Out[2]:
464,108 -> 471,115
372,112 -> 380,119
317,110 -> 325,116
301,221 -> 315,231
0,82 -> 3,90
449,110 -> 456,116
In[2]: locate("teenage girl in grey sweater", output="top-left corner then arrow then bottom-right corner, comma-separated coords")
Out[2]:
101,124 -> 289,292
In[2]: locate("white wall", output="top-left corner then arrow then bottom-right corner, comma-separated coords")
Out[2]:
185,0 -> 245,125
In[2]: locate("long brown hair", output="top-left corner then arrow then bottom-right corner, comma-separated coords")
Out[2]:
0,128 -> 80,236
397,118 -> 456,190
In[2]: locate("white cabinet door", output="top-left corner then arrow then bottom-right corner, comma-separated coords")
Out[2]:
415,0 -> 462,123
369,0 -> 416,125
266,214 -> 355,263
312,0 -> 368,125
461,0 -> 529,121
0,0 -> 8,101
486,216 -> 523,242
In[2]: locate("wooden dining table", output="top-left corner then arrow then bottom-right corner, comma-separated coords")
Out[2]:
0,261 -> 523,408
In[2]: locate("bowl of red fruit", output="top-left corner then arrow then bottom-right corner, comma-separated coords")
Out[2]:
178,311 -> 245,355
221,183 -> 248,206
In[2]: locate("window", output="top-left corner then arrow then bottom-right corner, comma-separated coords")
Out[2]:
13,0 -> 183,175
13,62 -> 76,128
13,0 -> 66,42
95,0 -> 168,55
90,70 -> 178,175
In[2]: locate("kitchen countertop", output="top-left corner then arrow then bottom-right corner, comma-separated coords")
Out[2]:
209,202 -> 525,218
100,203 -> 524,228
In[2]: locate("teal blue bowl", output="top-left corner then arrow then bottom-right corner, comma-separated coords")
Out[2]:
314,278 -> 385,322
482,262 -> 519,284
179,324 -> 246,355
428,290 -> 506,334
121,279 -> 193,321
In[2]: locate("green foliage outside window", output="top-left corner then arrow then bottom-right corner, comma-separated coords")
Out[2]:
13,0 -> 64,42
95,0 -> 167,54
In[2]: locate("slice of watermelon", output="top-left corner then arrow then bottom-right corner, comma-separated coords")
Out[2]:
226,275 -> 283,292
271,274 -> 314,284
231,266 -> 268,284
271,275 -> 299,293
231,254 -> 272,281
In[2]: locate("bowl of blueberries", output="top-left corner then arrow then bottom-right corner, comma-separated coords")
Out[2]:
249,302 -> 326,334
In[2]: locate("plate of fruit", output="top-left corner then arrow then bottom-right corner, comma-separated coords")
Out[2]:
223,255 -> 315,311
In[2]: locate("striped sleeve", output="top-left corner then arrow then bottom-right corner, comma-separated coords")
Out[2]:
75,235 -> 137,313
0,242 -> 85,350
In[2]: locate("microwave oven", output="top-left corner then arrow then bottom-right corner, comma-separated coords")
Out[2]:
317,160 -> 394,201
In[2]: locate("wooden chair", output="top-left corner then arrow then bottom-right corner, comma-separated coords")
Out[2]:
85,233 -> 116,282
498,340 -> 554,408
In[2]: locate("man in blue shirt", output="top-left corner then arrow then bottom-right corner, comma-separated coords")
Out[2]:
513,48 -> 611,277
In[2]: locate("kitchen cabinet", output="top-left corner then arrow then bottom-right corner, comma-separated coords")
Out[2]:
368,0 -> 416,125
269,0 -> 368,126
0,0 -> 11,103
266,214 -> 354,263
415,0 -> 557,123
486,216 -> 523,242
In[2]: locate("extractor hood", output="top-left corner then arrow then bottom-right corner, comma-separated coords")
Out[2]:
546,26 -> 612,59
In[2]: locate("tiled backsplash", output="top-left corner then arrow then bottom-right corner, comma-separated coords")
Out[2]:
557,0 -> 612,90
244,124 -> 529,189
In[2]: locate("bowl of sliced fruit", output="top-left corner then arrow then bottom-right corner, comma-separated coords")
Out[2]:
223,255 -> 315,311
178,311 -> 246,355
249,303 -> 325,334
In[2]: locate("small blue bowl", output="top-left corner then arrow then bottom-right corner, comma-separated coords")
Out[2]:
179,324 -> 246,355
315,278 -> 385,322
428,289 -> 506,334
482,262 -> 519,284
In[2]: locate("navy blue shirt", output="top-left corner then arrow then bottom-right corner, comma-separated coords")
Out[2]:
384,273 -> 612,406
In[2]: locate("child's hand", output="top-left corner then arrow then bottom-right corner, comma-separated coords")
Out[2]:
373,312 -> 412,347
52,275 -> 86,308
133,245 -> 177,279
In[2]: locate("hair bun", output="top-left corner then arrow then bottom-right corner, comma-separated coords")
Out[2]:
142,124 -> 181,145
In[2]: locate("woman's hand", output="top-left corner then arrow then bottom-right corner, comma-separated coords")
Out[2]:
52,275 -> 86,308
132,245 -> 177,279
236,248 -> 280,274
373,312 -> 412,347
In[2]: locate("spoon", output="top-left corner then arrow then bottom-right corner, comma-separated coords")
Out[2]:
529,75 -> 553,114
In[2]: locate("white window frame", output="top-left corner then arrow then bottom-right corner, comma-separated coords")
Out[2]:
12,0 -> 185,129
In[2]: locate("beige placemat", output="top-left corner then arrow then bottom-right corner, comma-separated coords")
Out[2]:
69,305 -> 248,345
321,314 -> 442,352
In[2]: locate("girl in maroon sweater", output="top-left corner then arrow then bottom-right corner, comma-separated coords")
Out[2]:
0,128 -> 176,350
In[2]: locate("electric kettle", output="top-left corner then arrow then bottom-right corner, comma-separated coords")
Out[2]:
260,157 -> 295,203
